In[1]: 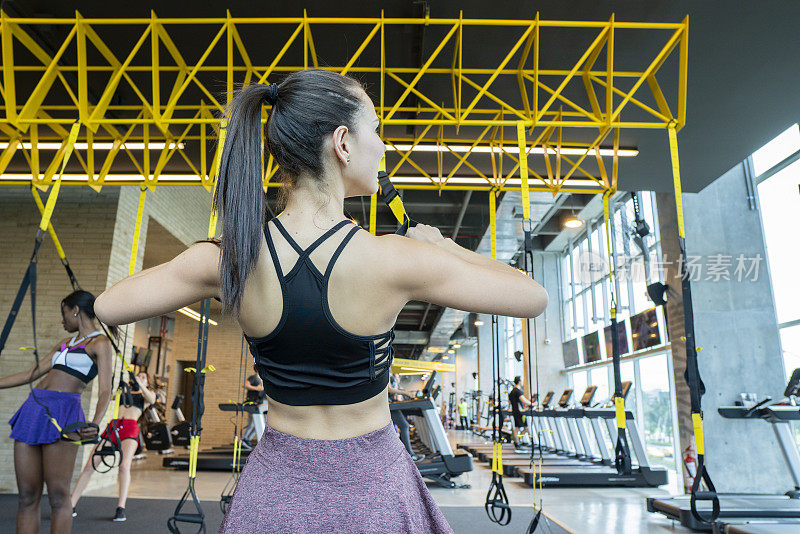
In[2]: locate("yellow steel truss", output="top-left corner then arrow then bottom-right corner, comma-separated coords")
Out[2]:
0,12 -> 688,194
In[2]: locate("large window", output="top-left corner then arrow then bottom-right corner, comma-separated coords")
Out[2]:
753,126 -> 800,378
558,192 -> 666,365
751,123 -> 800,448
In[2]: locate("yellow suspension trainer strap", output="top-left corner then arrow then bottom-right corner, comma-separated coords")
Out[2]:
220,334 -> 248,514
168,203 -> 218,534
0,123 -> 80,358
377,156 -> 417,235
602,191 -> 633,475
96,187 -> 145,470
484,189 -> 511,526
668,123 -> 719,524
517,122 -> 554,534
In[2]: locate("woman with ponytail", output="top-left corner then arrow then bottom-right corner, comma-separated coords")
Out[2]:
95,68 -> 547,533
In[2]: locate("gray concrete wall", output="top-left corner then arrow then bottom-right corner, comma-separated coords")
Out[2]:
530,253 -> 568,398
657,162 -> 789,493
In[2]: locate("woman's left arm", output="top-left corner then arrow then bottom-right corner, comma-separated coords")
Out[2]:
94,242 -> 221,326
89,337 -> 115,429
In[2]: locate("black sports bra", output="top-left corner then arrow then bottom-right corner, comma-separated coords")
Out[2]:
245,218 -> 394,406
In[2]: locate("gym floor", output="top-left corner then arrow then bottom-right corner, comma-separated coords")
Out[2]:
44,428 -> 691,533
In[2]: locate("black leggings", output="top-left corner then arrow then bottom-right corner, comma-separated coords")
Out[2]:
390,410 -> 414,456
459,415 -> 469,429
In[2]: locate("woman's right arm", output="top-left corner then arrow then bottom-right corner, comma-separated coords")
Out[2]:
0,343 -> 59,389
379,228 -> 548,318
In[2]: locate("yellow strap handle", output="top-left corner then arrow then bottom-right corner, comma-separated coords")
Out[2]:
614,396 -> 626,430
188,435 -> 200,479
38,123 -> 80,232
210,118 -> 228,183
128,187 -> 146,277
489,189 -> 497,260
31,187 -> 67,260
111,389 -> 122,421
369,193 -> 378,235
692,413 -> 705,455
184,365 -> 216,374
516,121 -> 531,221
668,124 -> 686,239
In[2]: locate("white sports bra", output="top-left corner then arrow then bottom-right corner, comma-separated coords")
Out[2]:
51,331 -> 102,384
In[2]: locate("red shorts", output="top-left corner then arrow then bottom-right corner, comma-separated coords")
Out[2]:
100,418 -> 140,447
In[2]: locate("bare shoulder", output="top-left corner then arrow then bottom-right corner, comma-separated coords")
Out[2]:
86,334 -> 114,356
172,241 -> 221,278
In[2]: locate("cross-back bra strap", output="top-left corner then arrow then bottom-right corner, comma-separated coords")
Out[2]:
263,222 -> 285,280
303,220 -> 353,258
270,218 -> 305,255
324,226 -> 362,280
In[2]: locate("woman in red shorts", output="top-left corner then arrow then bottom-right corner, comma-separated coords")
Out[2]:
70,371 -> 155,522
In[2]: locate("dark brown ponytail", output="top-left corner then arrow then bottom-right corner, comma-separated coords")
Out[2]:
214,69 -> 364,314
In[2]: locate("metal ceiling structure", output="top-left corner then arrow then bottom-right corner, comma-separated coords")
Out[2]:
0,13 -> 687,194
0,9 -> 689,359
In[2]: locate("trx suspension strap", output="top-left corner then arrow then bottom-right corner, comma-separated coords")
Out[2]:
0,124 -> 80,357
377,156 -> 417,235
484,189 -> 511,526
603,191 -> 633,476
220,334 -> 247,514
516,122 -> 554,534
168,205 -> 217,534
668,123 -> 719,524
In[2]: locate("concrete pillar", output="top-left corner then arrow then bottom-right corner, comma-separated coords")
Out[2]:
657,162 -> 789,493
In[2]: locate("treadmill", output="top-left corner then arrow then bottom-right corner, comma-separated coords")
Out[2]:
390,372 -> 473,487
162,403 -> 261,471
519,384 -> 668,487
498,387 -> 607,477
647,369 -> 800,531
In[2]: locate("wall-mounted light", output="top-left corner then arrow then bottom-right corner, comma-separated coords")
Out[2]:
447,349 -> 455,354
474,320 -> 484,327
453,344 -> 461,349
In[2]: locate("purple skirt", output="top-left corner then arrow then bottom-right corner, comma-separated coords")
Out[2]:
219,423 -> 454,534
9,388 -> 84,445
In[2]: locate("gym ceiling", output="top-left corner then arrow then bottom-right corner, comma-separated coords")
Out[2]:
2,0 -> 798,358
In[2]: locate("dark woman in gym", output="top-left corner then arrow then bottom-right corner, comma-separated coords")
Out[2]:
70,371 -> 156,522
1,290 -> 114,534
94,69 -> 548,533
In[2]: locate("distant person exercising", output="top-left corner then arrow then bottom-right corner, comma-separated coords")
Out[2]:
389,373 -> 424,462
71,371 -> 156,522
244,364 -> 265,404
458,398 -> 469,430
508,376 -> 533,447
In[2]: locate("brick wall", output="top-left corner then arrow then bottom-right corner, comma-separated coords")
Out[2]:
168,310 -> 252,449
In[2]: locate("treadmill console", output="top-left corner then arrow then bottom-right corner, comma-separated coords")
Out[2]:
611,381 -> 632,400
785,368 -> 800,399
557,389 -> 573,408
541,391 -> 554,408
579,386 -> 597,407
421,371 -> 438,397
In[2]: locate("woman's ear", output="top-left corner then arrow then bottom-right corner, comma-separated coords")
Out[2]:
331,125 -> 350,165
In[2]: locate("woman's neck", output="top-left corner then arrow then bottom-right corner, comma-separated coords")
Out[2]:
76,318 -> 98,340
280,177 -> 347,228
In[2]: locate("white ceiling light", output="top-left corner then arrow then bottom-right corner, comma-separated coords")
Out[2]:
177,307 -> 218,326
386,144 -> 638,157
0,142 -> 185,150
